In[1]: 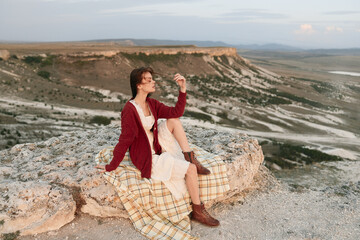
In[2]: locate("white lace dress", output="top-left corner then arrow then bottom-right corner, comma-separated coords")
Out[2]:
130,100 -> 190,199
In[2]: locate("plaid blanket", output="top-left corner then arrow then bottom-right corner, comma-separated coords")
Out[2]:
95,145 -> 230,240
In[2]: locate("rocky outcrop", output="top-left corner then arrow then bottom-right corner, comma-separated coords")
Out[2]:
0,123 -> 267,236
0,50 -> 10,60
44,47 -> 238,58
127,47 -> 238,56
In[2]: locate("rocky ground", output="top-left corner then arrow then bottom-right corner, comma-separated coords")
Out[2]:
0,122 -> 265,238
1,121 -> 359,240
16,172 -> 360,240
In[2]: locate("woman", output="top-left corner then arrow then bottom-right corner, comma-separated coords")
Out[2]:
95,67 -> 219,227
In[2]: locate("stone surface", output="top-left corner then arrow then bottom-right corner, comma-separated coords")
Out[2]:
0,122 -> 267,236
0,50 -> 10,60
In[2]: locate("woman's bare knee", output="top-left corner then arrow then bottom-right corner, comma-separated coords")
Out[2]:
167,118 -> 180,125
186,163 -> 197,176
166,118 -> 180,132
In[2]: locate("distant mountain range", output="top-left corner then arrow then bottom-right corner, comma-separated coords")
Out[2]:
2,38 -> 359,55
87,38 -> 302,51
86,38 -> 360,55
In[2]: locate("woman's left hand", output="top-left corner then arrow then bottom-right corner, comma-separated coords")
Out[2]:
174,73 -> 186,93
95,164 -> 106,174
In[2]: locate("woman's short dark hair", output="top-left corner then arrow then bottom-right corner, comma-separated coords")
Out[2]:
130,67 -> 154,98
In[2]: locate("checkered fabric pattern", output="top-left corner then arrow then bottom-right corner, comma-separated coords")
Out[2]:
95,145 -> 230,240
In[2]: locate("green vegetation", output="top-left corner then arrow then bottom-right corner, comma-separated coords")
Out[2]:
248,96 -> 291,105
23,56 -> 44,64
280,143 -> 341,163
37,70 -> 51,79
0,109 -> 16,117
311,82 -> 336,94
256,75 -> 280,85
90,116 -> 111,125
186,75 -> 291,106
184,110 -> 213,122
347,84 -> 360,93
121,52 -> 183,66
191,53 -> 205,57
268,88 -> 332,109
216,111 -> 228,119
2,231 -> 20,240
2,80 -> 12,86
248,64 -> 260,74
214,55 -> 229,65
263,141 -> 342,169
41,55 -> 56,67
294,77 -> 320,83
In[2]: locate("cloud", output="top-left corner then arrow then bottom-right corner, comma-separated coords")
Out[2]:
99,3 -> 288,23
324,11 -> 360,15
41,0 -> 106,2
295,24 -> 315,35
325,26 -> 343,33
218,9 -> 288,20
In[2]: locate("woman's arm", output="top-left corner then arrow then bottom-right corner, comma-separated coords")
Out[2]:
154,73 -> 187,119
153,91 -> 187,119
95,105 -> 137,173
174,73 -> 186,93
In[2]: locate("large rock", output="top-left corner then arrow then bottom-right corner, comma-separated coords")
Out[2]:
0,182 -> 76,235
0,50 -> 10,60
0,123 -> 267,236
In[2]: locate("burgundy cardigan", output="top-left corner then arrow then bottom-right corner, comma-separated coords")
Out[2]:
105,91 -> 187,178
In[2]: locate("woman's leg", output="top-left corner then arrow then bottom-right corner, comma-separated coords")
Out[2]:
185,163 -> 220,226
185,163 -> 201,204
167,118 -> 211,175
166,118 -> 191,152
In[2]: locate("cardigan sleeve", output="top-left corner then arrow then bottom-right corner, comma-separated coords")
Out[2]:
154,91 -> 187,119
105,105 -> 137,172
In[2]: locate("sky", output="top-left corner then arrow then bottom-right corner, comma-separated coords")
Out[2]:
0,0 -> 359,49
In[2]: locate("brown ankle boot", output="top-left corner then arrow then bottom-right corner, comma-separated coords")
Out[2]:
183,151 -> 211,175
191,203 -> 219,227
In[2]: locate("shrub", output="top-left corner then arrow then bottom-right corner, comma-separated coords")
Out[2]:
311,82 -> 336,94
184,111 -> 213,122
23,56 -> 43,64
191,53 -> 205,57
268,88 -> 331,109
41,55 -> 56,67
90,116 -> 111,125
2,231 -> 20,240
216,111 -> 228,119
37,70 -> 50,79
346,84 -> 360,93
121,52 -> 183,66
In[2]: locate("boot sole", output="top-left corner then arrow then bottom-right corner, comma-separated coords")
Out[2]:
190,214 -> 220,227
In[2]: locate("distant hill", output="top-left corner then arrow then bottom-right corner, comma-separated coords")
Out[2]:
305,48 -> 360,56
86,38 -> 304,51
3,38 -> 359,54
235,43 -> 303,52
86,38 -> 231,47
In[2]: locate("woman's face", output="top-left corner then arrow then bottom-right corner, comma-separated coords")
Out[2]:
138,72 -> 156,94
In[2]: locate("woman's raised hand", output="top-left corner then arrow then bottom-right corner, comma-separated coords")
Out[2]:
174,73 -> 186,93
95,164 -> 106,174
